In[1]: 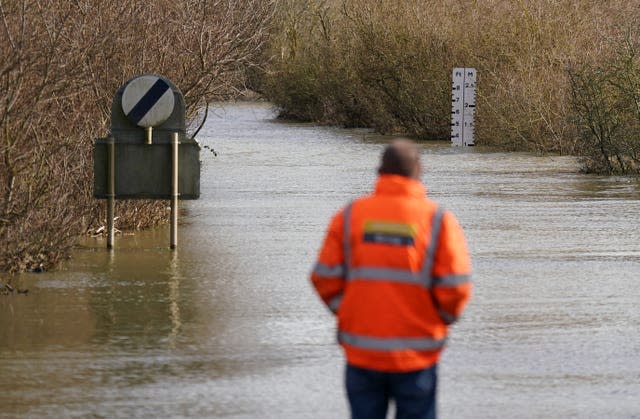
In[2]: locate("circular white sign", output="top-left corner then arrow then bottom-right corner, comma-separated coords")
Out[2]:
121,75 -> 175,127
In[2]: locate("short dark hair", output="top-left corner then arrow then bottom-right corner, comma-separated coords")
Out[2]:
377,138 -> 420,178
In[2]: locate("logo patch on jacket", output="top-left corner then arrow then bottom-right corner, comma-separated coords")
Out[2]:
363,220 -> 417,246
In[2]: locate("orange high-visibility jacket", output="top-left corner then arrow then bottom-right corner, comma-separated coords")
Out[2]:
311,174 -> 472,372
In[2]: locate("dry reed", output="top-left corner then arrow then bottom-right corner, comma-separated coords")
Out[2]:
262,0 -> 640,170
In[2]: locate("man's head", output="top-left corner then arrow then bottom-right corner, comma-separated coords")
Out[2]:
377,138 -> 422,180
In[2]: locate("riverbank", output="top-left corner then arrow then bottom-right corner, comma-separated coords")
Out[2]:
260,0 -> 640,174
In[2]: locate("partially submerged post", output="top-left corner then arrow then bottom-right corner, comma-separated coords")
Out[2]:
107,135 -> 115,248
170,132 -> 179,249
94,74 -> 200,249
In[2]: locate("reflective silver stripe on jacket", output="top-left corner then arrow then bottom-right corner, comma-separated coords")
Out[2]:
312,262 -> 345,278
420,208 -> 444,289
328,293 -> 343,313
343,202 -> 352,281
433,273 -> 471,287
339,331 -> 446,351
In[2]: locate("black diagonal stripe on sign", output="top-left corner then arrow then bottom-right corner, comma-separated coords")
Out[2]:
126,78 -> 171,124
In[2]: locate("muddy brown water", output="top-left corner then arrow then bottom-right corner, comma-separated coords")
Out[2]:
1,102 -> 639,418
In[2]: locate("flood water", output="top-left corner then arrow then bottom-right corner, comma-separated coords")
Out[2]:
1,102 -> 640,418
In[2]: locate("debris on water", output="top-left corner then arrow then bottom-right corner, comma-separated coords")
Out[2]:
203,145 -> 218,156
87,217 -> 121,236
1,283 -> 28,296
1,283 -> 13,295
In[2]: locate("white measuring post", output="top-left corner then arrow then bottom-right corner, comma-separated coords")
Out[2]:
451,68 -> 476,146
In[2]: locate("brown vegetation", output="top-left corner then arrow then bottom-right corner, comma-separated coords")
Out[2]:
260,0 -> 640,172
569,26 -> 640,174
0,0 -> 274,272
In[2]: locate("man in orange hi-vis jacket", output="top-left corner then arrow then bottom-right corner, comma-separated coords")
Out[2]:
311,139 -> 472,419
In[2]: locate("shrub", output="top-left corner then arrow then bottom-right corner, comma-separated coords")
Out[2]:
262,0 -> 640,158
262,0 -> 456,138
0,0 -> 274,272
569,26 -> 640,174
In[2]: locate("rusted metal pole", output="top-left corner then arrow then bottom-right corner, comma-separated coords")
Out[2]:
170,132 -> 179,249
107,136 -> 115,249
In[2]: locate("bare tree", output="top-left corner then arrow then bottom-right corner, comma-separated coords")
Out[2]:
0,0 -> 275,272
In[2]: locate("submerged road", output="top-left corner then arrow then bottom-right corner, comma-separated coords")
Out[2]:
1,102 -> 639,418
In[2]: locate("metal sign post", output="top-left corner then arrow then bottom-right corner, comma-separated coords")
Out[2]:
451,68 -> 477,146
170,132 -> 179,249
107,136 -> 115,249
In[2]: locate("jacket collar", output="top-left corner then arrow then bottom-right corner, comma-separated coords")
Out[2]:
374,174 -> 426,198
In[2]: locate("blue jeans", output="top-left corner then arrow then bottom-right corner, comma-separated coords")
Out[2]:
346,364 -> 437,419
